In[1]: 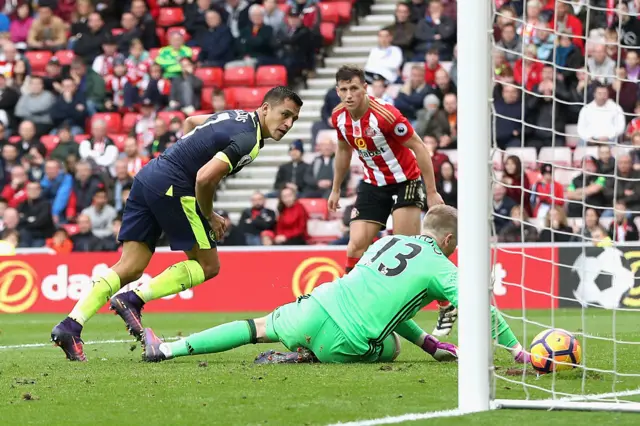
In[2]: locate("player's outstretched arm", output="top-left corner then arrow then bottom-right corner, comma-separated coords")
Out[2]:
403,133 -> 443,208
328,139 -> 353,212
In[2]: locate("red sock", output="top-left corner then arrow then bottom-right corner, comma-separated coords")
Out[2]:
345,256 -> 360,274
437,300 -> 451,308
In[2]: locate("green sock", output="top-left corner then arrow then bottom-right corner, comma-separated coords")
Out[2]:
134,260 -> 205,303
69,269 -> 121,325
162,320 -> 257,358
394,320 -> 428,346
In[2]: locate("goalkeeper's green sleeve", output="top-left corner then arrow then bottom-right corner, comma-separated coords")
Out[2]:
490,306 -> 518,349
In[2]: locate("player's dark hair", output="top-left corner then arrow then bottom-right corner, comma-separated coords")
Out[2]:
335,65 -> 366,84
262,86 -> 303,108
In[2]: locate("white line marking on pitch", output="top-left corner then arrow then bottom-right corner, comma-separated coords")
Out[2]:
326,409 -> 462,426
0,336 -> 180,350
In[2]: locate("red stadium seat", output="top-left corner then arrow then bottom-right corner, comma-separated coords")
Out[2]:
299,198 -> 329,220
191,46 -> 201,61
41,135 -> 59,153
256,65 -> 287,87
318,2 -> 340,24
277,3 -> 290,13
122,113 -> 139,134
232,87 -> 270,110
201,87 -> 214,110
223,66 -> 255,87
333,1 -> 352,24
24,50 -> 53,73
74,134 -> 89,143
91,113 -> 122,133
167,26 -> 190,42
158,111 -> 185,125
149,48 -> 161,60
195,67 -> 224,88
8,135 -> 20,144
157,7 -> 185,28
54,50 -> 75,65
156,27 -> 167,46
62,224 -> 79,236
109,134 -> 128,151
222,88 -> 237,109
320,22 -> 336,45
111,28 -> 125,36
192,109 -> 213,115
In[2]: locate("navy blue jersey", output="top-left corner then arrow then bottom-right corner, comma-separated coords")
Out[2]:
137,110 -> 263,196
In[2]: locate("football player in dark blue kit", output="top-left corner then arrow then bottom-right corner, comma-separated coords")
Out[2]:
51,86 -> 303,361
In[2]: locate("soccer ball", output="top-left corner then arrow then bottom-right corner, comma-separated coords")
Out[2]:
529,328 -> 582,374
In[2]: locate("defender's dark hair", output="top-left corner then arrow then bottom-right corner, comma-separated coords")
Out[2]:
335,65 -> 366,84
262,86 -> 303,107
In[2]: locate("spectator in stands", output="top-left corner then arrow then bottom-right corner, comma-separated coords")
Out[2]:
1,41 -> 19,80
577,83 -> 626,145
100,215 -> 122,252
566,156 -> 608,217
493,85 -> 523,149
368,78 -> 393,104
67,57 -> 105,115
498,204 -> 538,243
151,117 -> 177,157
413,0 -> 456,61
625,50 -> 640,82
73,160 -> 104,214
156,30 -> 192,79
15,76 -> 56,135
263,0 -> 286,35
591,225 -> 613,247
24,144 -> 46,182
533,22 -> 555,61
105,55 -> 135,112
423,48 -> 442,86
186,0 -> 222,37
290,0 -> 321,36
495,23 -> 521,64
394,64 -> 430,122
235,4 -> 276,67
50,125 -> 79,163
17,181 -> 54,247
275,10 -> 313,85
538,205 -> 573,242
261,187 -> 309,246
134,98 -> 157,148
168,57 -> 203,115
120,136 -> 149,177
50,78 -> 87,136
519,0 -> 543,45
303,137 -> 348,199
46,227 -> 73,254
611,199 -> 639,241
238,191 -> 276,246
117,13 -> 141,55
548,0 -> 584,53
26,3 -> 66,52
555,31 -> 584,86
425,92 -> 457,149
10,3 -> 33,49
41,159 -> 72,224
210,88 -> 227,113
2,206 -> 19,234
42,57 -> 64,94
502,155 -> 532,216
92,34 -> 119,78
272,139 -> 309,197
604,153 -> 640,217
597,145 -> 615,175
329,204 -> 354,246
0,143 -> 18,187
130,0 -> 158,50
126,39 -> 152,91
1,164 -> 27,208
79,119 -> 118,176
613,2 -> 640,50
513,44 -> 543,92
436,160 -> 456,207
364,28 -> 403,84
81,187 -> 117,239
611,67 -> 638,120
9,59 -> 29,94
168,116 -> 183,139
112,159 -> 133,212
215,209 -> 246,246
0,74 -> 19,130
195,10 -> 234,68
73,12 -> 108,64
493,49 -> 512,82
385,2 -> 416,59
224,0 -> 251,39
432,68 -> 456,101
493,183 -> 516,234
71,214 -> 103,252
68,0 -> 93,47
409,0 -> 427,23
310,87 -> 340,146
415,93 -> 440,137
587,44 -> 616,85
571,207 -> 602,241
530,163 -> 564,218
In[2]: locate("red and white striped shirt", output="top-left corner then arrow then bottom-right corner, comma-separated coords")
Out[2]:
331,96 -> 420,186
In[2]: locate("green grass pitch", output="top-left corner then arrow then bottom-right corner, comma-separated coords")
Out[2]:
1,309 -> 639,425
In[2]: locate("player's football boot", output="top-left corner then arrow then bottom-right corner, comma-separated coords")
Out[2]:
141,328 -> 167,363
422,335 -> 458,362
432,304 -> 458,337
51,318 -> 87,362
254,348 -> 318,364
109,291 -> 145,341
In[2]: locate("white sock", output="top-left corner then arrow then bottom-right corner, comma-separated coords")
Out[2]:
509,343 -> 523,357
159,343 -> 173,359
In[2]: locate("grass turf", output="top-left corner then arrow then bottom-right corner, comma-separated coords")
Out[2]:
1,309 -> 639,425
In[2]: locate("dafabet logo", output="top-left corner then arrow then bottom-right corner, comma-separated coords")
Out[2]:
0,261 -> 38,313
291,257 -> 344,298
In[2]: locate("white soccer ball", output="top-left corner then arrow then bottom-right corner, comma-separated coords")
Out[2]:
571,247 -> 634,309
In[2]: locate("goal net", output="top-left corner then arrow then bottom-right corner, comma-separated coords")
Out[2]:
458,0 -> 640,414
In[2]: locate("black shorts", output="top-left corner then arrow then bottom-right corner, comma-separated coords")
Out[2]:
351,179 -> 425,229
118,178 -> 217,252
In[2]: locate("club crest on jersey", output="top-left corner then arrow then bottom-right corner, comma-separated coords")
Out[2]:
351,207 -> 359,219
394,123 -> 408,137
353,124 -> 362,137
365,127 -> 376,137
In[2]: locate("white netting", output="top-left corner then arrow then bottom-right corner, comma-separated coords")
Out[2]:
490,0 -> 640,408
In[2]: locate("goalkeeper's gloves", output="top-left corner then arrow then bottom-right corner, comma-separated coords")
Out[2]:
421,334 -> 458,362
510,343 -> 530,364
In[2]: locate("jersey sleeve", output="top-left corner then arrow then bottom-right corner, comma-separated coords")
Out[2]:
214,131 -> 260,173
383,103 -> 415,145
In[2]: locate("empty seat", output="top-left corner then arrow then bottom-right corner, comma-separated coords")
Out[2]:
158,111 -> 186,125
572,146 -> 598,167
320,22 -> 336,45
41,135 -> 59,153
24,50 -> 52,73
54,50 -> 75,65
232,87 -> 270,110
191,46 -> 201,61
122,113 -> 140,134
157,7 -> 185,27
299,198 -> 329,220
307,219 -> 342,244
149,48 -> 161,60
504,147 -> 537,170
91,113 -> 122,133
554,168 -> 580,186
538,146 -> 572,167
201,87 -> 215,110
74,134 -> 90,143
223,66 -> 255,87
255,65 -> 287,87
109,134 -> 128,151
195,67 -> 224,88
318,2 -> 340,24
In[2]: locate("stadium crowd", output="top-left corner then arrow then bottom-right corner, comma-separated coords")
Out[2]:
0,0 -> 638,252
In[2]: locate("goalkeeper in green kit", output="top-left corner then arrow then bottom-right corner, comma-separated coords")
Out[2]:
141,205 -> 530,364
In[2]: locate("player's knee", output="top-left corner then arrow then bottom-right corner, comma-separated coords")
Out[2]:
200,261 -> 220,281
346,240 -> 367,258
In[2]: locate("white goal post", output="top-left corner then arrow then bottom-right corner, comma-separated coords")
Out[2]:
458,0 -> 640,415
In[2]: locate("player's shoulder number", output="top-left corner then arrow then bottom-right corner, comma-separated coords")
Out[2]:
183,110 -> 251,138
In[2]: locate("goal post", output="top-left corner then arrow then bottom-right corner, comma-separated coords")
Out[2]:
457,0 -> 640,415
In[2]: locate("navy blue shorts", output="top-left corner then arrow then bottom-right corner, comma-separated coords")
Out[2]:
118,178 -> 217,252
